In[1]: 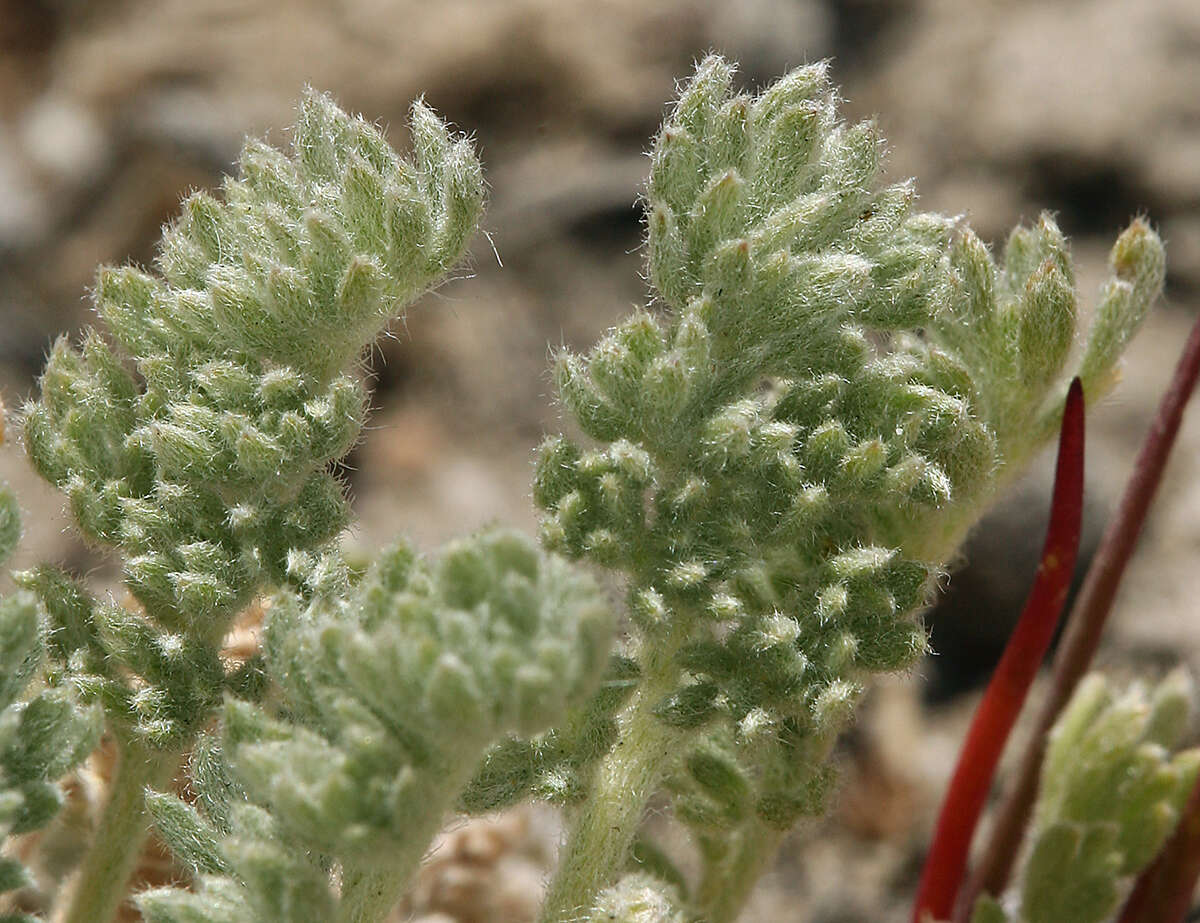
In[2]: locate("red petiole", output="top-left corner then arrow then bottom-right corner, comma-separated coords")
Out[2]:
911,378 -> 1086,923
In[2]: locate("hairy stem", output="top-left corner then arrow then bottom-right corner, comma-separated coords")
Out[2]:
336,769 -> 470,923
337,864 -> 417,923
539,637 -> 685,923
58,740 -> 179,923
695,823 -> 784,923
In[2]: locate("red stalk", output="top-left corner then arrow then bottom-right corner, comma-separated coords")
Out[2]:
959,312 -> 1200,918
911,378 -> 1085,923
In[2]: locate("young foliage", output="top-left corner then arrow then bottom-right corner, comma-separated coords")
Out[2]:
140,800 -> 338,923
137,530 -> 611,921
970,672 -> 1200,923
0,589 -> 101,914
13,87 -> 484,923
20,88 -> 483,750
532,55 -> 1163,922
587,874 -> 686,923
0,472 -> 102,916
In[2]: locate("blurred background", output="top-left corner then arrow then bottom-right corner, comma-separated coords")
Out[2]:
0,0 -> 1198,919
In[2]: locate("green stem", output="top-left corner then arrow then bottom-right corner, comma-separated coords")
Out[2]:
539,641 -> 684,923
337,865 -> 413,923
694,824 -> 784,923
59,739 -> 179,923
337,765 -> 474,923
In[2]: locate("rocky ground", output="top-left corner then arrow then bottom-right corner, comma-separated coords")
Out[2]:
1,1 -> 1198,920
